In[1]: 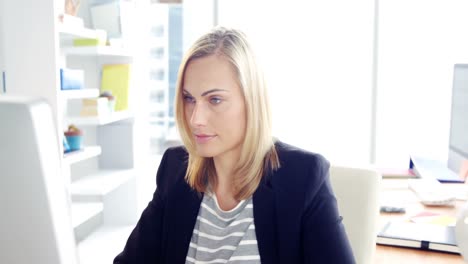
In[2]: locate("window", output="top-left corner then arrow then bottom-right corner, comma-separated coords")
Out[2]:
376,0 -> 468,167
218,1 -> 375,165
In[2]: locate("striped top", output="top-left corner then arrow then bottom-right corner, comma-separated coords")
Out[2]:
185,192 -> 261,264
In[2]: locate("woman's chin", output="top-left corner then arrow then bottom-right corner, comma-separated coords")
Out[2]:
195,149 -> 216,158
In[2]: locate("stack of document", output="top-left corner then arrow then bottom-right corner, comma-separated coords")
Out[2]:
80,98 -> 110,116
377,221 -> 459,254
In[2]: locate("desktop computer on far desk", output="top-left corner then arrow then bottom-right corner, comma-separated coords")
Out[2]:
408,64 -> 468,203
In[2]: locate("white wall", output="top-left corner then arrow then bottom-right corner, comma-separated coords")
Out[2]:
1,0 -> 62,126
1,0 -> 65,158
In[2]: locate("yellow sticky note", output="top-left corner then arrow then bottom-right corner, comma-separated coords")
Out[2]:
101,64 -> 131,111
429,216 -> 456,226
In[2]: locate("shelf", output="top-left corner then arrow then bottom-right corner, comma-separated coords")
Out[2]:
63,146 -> 102,165
60,89 -> 99,100
71,169 -> 135,198
62,46 -> 132,57
58,25 -> 100,40
67,111 -> 133,126
71,202 -> 104,229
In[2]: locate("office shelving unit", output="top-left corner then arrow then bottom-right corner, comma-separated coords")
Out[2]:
1,1 -> 143,262
67,110 -> 133,126
59,22 -> 140,258
0,0 -> 187,261
60,88 -> 100,99
61,46 -> 133,57
63,146 -> 102,165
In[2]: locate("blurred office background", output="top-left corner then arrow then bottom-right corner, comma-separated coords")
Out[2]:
146,0 -> 468,168
2,0 -> 468,262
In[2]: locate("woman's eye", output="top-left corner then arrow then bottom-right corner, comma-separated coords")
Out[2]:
183,95 -> 195,104
210,97 -> 222,105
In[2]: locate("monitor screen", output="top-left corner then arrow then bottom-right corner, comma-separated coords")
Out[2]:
448,64 -> 468,174
0,96 -> 78,264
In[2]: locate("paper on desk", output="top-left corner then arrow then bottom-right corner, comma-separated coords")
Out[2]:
410,211 -> 457,227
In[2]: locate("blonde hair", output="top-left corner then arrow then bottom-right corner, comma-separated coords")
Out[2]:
175,27 -> 280,200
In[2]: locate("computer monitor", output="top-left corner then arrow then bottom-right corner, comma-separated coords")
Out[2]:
447,64 -> 468,178
0,96 -> 78,264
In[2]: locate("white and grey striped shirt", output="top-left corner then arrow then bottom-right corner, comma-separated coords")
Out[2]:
185,193 -> 261,264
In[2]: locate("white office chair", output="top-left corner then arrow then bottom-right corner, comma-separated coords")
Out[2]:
329,166 -> 382,264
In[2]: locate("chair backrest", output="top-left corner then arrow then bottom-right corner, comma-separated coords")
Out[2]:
329,166 -> 381,264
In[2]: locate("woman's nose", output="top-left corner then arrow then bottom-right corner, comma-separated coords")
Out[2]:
190,102 -> 208,127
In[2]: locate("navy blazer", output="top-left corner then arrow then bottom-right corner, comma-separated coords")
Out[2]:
114,141 -> 355,263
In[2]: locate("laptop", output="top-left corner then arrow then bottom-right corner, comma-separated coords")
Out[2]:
410,156 -> 465,183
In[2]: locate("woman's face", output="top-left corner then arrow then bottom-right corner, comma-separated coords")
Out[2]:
183,54 -> 247,160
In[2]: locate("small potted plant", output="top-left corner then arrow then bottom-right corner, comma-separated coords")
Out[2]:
64,124 -> 83,151
100,91 -> 116,113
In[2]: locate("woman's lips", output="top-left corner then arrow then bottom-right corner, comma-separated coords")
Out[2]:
194,134 -> 216,144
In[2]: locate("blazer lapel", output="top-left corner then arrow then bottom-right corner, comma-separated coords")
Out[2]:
164,173 -> 202,263
253,181 -> 279,264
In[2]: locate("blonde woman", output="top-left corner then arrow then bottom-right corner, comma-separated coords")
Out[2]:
115,27 -> 355,264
